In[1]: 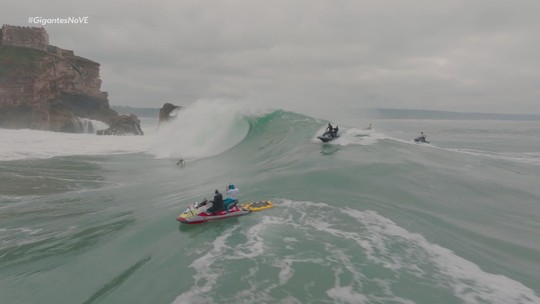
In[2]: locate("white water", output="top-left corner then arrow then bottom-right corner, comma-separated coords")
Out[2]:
312,126 -> 388,146
149,100 -> 254,160
0,128 -> 148,161
173,199 -> 540,304
0,100 -> 267,162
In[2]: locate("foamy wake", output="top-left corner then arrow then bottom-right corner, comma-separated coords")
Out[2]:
312,126 -> 388,146
173,199 -> 540,304
447,148 -> 540,166
407,142 -> 540,166
380,134 -> 540,166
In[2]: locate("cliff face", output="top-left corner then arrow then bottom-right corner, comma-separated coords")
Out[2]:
0,44 -> 117,132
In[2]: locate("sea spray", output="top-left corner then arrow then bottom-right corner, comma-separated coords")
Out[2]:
148,100 -> 256,160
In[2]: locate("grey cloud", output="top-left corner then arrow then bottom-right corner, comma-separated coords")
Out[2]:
2,0 -> 539,114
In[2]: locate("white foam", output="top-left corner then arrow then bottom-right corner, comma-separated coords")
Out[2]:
148,99 -> 266,160
275,199 -> 540,304
73,118 -> 109,133
326,286 -> 368,304
383,135 -> 540,166
446,148 -> 540,166
173,220 -> 282,304
0,100 -> 268,161
273,258 -> 294,285
312,126 -> 388,146
171,198 -> 540,303
173,227 -> 236,304
343,208 -> 540,304
0,128 -> 149,161
172,211 -> 307,304
231,216 -> 269,258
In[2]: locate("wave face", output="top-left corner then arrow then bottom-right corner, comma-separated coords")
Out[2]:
1,108 -> 540,304
0,100 -> 256,161
148,100 -> 252,160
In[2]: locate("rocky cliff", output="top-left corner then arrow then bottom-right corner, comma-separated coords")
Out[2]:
97,114 -> 144,136
0,26 -> 118,132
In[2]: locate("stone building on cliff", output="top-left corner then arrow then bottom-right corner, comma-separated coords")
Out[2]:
0,25 -> 49,51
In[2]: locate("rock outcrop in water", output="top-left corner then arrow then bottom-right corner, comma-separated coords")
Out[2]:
96,114 -> 143,135
159,102 -> 181,123
0,25 -> 136,134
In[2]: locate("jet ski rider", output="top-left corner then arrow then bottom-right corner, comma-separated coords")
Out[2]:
331,126 -> 339,137
324,123 -> 333,136
224,184 -> 240,213
206,189 -> 224,215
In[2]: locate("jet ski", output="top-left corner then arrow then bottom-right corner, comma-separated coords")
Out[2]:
414,136 -> 429,144
177,200 -> 251,224
317,131 -> 340,143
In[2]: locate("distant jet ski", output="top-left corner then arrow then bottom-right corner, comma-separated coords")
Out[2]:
317,132 -> 340,143
317,124 -> 340,143
414,133 -> 429,144
177,200 -> 250,224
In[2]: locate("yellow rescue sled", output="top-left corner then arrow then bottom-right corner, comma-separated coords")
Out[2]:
240,200 -> 274,212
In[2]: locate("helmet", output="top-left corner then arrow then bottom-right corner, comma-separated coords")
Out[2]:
229,184 -> 235,189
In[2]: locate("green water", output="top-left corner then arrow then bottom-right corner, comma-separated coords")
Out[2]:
1,111 -> 540,304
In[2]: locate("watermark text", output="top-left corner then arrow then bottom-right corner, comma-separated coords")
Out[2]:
28,17 -> 89,26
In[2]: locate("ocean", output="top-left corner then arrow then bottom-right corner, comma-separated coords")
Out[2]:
1,100 -> 540,304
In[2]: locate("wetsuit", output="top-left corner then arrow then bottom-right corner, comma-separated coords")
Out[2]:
207,191 -> 224,214
324,124 -> 333,136
333,127 -> 339,136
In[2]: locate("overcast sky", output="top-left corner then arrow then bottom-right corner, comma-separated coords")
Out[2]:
3,0 -> 540,114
